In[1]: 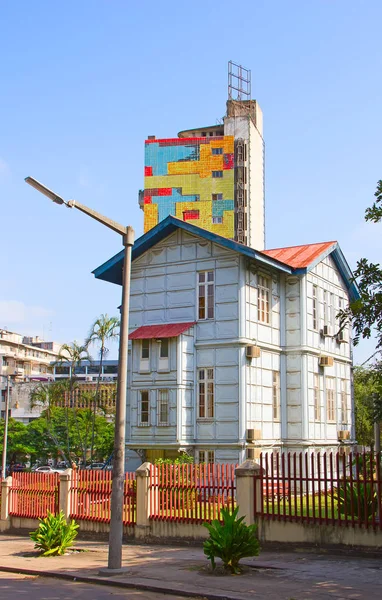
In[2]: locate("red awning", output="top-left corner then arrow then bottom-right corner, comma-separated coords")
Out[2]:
129,322 -> 196,340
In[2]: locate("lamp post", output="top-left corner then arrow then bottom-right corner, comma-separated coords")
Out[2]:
1,375 -> 12,479
25,176 -> 134,570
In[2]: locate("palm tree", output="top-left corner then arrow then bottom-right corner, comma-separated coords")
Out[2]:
55,341 -> 92,464
85,314 -> 120,465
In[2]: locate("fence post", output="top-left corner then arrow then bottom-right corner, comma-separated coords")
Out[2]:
235,460 -> 263,525
59,469 -> 72,520
135,462 -> 152,540
0,476 -> 12,529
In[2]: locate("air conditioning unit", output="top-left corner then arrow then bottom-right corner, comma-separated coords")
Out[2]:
246,345 -> 261,359
338,430 -> 350,440
85,376 -> 93,382
336,330 -> 347,344
319,356 -> 334,367
246,428 -> 261,442
322,325 -> 332,337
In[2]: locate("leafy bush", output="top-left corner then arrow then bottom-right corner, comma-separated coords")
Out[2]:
334,481 -> 378,520
30,510 -> 79,556
203,506 -> 260,574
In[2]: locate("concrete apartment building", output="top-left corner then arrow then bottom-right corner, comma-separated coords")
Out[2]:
0,329 -> 60,423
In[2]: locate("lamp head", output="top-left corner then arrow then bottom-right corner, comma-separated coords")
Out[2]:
25,177 -> 67,205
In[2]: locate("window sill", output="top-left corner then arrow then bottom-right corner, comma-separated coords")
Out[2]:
197,418 -> 215,423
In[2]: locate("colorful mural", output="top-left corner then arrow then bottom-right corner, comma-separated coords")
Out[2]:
143,136 -> 235,238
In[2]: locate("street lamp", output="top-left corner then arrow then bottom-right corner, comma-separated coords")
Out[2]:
25,176 -> 134,571
1,374 -> 12,479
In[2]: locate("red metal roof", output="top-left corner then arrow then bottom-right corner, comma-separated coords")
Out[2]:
129,322 -> 196,340
262,241 -> 337,269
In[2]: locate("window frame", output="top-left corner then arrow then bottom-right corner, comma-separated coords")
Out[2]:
257,274 -> 271,325
314,373 -> 321,421
198,270 -> 215,321
139,390 -> 150,426
340,379 -> 347,424
199,450 -> 215,464
212,216 -> 223,224
212,170 -> 223,178
157,389 -> 169,426
312,285 -> 318,331
211,147 -> 223,155
198,368 -> 214,419
326,377 -> 336,422
212,193 -> 223,201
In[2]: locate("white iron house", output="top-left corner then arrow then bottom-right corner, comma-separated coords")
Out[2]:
94,217 -> 358,464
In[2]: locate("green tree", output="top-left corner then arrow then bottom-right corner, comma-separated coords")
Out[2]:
85,314 -> 119,464
0,419 -> 33,468
55,342 -> 92,462
353,367 -> 382,448
341,180 -> 382,350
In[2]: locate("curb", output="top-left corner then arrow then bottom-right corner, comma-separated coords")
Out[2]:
0,565 -> 246,600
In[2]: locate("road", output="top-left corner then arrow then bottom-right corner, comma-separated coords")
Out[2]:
0,572 -> 196,600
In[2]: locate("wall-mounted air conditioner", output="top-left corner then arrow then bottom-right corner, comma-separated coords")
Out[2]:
322,325 -> 332,337
319,356 -> 334,367
337,430 -> 350,440
246,345 -> 261,359
336,330 -> 347,344
246,428 -> 261,442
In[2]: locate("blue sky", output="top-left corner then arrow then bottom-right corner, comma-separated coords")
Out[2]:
0,0 -> 381,362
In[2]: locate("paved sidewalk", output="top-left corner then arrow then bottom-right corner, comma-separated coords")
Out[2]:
0,535 -> 381,600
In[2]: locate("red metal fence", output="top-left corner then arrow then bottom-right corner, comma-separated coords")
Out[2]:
69,470 -> 136,525
255,451 -> 382,530
9,472 -> 59,518
149,463 -> 236,523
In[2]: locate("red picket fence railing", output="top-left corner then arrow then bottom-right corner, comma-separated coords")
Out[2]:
69,470 -> 136,525
256,451 -> 382,530
9,472 -> 59,518
149,463 -> 236,523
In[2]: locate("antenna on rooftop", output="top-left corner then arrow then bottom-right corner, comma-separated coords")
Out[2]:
228,61 -> 251,101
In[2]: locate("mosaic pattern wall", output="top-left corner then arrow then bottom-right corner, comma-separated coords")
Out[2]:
143,136 -> 235,238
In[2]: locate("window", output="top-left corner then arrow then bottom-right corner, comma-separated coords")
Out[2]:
199,450 -> 215,464
326,377 -> 335,422
159,339 -> 169,359
198,368 -> 214,418
212,193 -> 223,201
312,285 -> 318,330
212,147 -> 223,155
198,271 -> 214,320
314,373 -> 321,420
157,389 -> 169,426
272,371 -> 280,420
258,275 -> 270,324
139,391 -> 150,426
341,379 -> 347,423
212,170 -> 223,178
141,340 -> 150,360
212,217 -> 223,224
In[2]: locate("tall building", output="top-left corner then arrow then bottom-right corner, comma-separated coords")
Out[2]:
94,63 -> 358,464
139,64 -> 265,249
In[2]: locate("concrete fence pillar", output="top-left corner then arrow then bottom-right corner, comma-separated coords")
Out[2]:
59,469 -> 72,520
235,460 -> 263,525
0,476 -> 12,528
135,462 -> 152,540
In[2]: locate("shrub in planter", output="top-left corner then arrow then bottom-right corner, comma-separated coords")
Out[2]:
203,506 -> 260,574
30,510 -> 79,556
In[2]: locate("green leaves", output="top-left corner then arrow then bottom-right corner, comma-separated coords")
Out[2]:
29,510 -> 79,556
203,506 -> 260,574
334,481 -> 378,521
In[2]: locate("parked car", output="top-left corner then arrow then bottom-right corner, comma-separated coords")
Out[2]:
85,463 -> 106,470
33,466 -> 63,474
